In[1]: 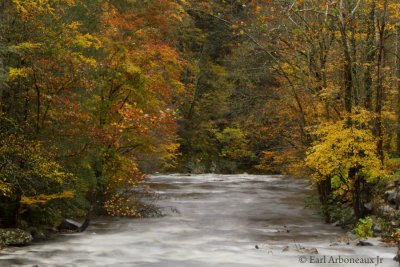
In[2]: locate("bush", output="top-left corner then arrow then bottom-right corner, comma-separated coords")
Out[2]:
353,217 -> 373,238
328,203 -> 355,227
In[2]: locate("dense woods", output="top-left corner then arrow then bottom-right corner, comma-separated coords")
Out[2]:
0,0 -> 400,244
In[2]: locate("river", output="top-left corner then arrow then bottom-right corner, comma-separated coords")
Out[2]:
0,174 -> 397,266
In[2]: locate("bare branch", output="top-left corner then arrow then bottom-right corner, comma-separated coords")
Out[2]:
350,0 -> 362,18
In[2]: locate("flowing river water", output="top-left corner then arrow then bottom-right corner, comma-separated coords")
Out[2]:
0,174 -> 398,267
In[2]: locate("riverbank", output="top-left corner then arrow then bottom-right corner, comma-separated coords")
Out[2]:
0,217 -> 92,250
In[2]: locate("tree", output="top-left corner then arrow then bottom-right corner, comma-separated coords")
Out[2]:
306,111 -> 383,219
0,0 -> 189,226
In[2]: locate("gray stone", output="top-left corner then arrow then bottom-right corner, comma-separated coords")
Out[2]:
30,229 -> 48,241
346,231 -> 357,240
59,219 -> 81,231
0,228 -> 33,247
372,224 -> 382,234
375,204 -> 400,221
305,248 -> 319,254
58,218 -> 90,232
357,240 -> 373,246
296,246 -> 319,254
385,190 -> 398,205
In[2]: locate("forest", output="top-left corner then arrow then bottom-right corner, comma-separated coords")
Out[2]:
0,0 -> 400,252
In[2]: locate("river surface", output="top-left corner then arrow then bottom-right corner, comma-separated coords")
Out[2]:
0,174 -> 397,267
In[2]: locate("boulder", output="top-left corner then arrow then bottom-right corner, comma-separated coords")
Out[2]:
372,223 -> 382,235
303,247 -> 319,254
375,204 -> 400,221
58,218 -> 90,232
364,203 -> 373,213
59,219 -> 80,231
385,190 -> 399,205
346,231 -> 357,240
29,228 -> 49,241
357,240 -> 373,246
296,245 -> 319,254
370,216 -> 383,235
0,228 -> 33,247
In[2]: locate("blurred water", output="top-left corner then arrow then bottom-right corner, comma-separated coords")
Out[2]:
0,174 -> 397,267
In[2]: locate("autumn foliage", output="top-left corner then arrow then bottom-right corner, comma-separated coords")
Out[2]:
2,0 -> 400,231
0,0 -> 187,226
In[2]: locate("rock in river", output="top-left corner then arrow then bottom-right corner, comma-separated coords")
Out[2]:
0,228 -> 33,248
58,218 -> 90,232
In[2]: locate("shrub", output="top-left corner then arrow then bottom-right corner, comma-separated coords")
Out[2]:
353,217 -> 373,238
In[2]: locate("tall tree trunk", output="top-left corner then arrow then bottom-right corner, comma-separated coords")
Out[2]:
350,24 -> 359,107
364,1 -> 375,111
342,35 -> 353,114
13,190 -> 22,227
396,25 -> 400,155
318,177 -> 332,223
376,0 -> 388,164
338,3 -> 353,113
352,169 -> 364,219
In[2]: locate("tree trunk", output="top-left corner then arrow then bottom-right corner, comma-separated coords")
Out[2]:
342,36 -> 353,113
339,14 -> 353,113
13,190 -> 22,227
396,25 -> 400,155
375,0 -> 388,164
318,177 -> 332,223
364,1 -> 375,111
351,168 -> 364,219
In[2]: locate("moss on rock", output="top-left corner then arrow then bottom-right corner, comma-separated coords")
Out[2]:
0,228 -> 33,247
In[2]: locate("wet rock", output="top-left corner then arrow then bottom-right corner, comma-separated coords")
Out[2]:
385,190 -> 399,206
298,247 -> 318,254
59,219 -> 81,231
370,216 -> 383,235
78,218 -> 90,232
0,228 -> 33,247
375,204 -> 400,221
29,228 -> 49,241
305,248 -> 319,254
357,240 -> 373,246
58,218 -> 90,232
387,179 -> 400,190
346,231 -> 357,240
33,230 -> 47,240
255,245 -> 259,249
331,221 -> 340,227
296,244 -> 319,254
372,224 -> 382,234
364,203 -> 372,213
336,234 -> 357,246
